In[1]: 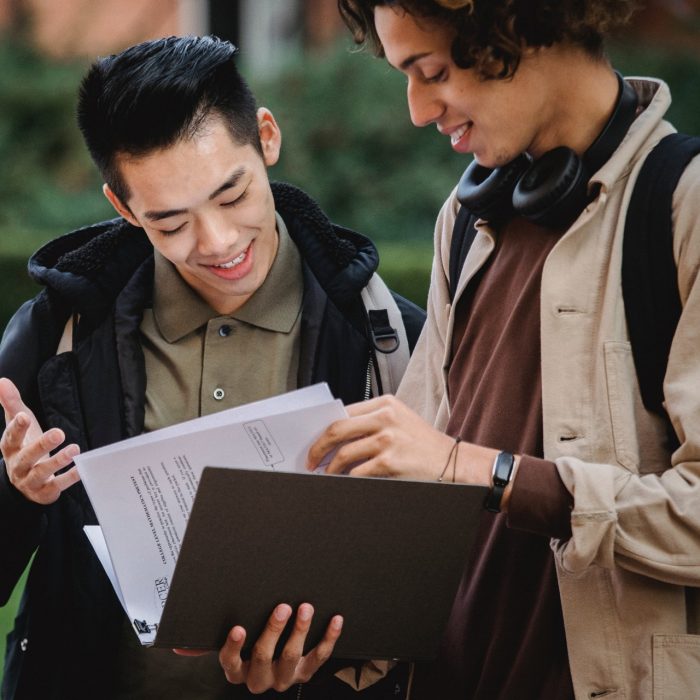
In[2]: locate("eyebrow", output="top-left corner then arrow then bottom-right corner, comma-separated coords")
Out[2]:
143,166 -> 247,221
398,51 -> 432,72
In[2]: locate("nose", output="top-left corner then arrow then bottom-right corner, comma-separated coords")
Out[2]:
196,213 -> 237,257
407,79 -> 445,127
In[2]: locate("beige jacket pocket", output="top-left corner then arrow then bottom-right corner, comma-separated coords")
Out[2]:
652,634 -> 700,699
604,341 -> 642,471
603,341 -> 678,477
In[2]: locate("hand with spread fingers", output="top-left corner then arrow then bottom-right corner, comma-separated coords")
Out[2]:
0,377 -> 81,504
175,603 -> 343,693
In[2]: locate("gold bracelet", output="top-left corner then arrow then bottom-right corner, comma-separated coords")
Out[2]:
437,437 -> 461,482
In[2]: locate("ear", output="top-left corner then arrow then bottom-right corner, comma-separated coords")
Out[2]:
257,108 -> 282,167
103,183 -> 140,227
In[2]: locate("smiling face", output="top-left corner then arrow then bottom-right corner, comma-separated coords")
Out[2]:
374,6 -> 558,167
104,109 -> 281,315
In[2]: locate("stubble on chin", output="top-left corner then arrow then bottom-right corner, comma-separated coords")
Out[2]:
490,147 -> 520,169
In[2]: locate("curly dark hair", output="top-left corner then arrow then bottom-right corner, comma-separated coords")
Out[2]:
337,0 -> 640,79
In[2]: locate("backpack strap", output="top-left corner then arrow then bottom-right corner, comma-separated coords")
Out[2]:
449,205 -> 479,301
361,274 -> 411,395
622,133 -> 700,435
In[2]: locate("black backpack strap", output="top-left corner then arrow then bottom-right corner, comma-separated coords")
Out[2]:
449,205 -> 479,301
622,133 -> 700,439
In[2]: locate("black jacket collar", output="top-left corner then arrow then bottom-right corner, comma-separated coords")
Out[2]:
27,182 -> 379,316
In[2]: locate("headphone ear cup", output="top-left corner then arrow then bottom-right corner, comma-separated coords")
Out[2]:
512,146 -> 589,229
457,154 -> 530,223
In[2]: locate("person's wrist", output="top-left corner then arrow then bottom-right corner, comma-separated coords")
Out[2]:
436,437 -> 461,482
484,452 -> 517,513
446,442 -> 497,487
499,456 -> 519,512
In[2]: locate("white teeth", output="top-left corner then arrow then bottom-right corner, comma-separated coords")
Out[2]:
450,124 -> 470,145
215,251 -> 246,269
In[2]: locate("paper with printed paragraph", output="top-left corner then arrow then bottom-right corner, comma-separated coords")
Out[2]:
76,384 -> 345,645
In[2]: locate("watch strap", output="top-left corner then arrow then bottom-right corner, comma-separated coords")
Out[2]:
483,451 -> 515,513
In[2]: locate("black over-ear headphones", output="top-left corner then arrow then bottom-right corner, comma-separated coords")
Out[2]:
456,72 -> 639,229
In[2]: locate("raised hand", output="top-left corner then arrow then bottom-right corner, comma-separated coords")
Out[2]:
0,377 -> 80,504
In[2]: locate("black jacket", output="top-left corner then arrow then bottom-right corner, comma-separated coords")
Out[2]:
0,183 -> 424,700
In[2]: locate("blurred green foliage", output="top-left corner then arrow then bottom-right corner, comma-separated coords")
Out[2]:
0,565 -> 28,673
0,38 -> 112,246
611,41 -> 700,134
1,35 -> 700,331
254,45 -> 467,244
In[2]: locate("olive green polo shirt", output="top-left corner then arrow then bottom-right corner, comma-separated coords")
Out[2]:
140,213 -> 303,433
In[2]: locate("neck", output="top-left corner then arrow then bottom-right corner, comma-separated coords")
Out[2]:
524,46 -> 620,160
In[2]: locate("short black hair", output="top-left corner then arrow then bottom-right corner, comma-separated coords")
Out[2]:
77,35 -> 262,204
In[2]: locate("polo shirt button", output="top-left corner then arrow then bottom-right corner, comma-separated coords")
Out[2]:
219,325 -> 232,337
213,387 -> 225,401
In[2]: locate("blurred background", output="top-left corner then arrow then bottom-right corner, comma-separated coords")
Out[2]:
1,0 -> 699,330
0,0 -> 699,673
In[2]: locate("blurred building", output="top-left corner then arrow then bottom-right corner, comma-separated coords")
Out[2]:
0,0 -> 345,75
633,0 -> 700,54
0,0 -> 698,76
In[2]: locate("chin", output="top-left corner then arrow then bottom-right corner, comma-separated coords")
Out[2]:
471,150 -> 492,167
476,146 -> 518,170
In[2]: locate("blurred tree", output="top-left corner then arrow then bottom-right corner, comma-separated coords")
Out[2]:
0,38 -> 111,248
253,44 -> 467,244
0,25 -> 698,325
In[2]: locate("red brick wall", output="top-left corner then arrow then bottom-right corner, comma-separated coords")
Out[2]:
1,0 -> 179,57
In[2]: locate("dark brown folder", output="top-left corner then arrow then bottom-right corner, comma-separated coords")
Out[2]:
153,467 -> 487,661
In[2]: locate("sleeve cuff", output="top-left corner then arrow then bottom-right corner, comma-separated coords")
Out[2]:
0,459 -> 42,522
507,455 -> 573,540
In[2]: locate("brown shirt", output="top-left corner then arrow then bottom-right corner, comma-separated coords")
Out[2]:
411,216 -> 574,699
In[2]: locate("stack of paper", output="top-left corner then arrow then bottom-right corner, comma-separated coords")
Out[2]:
76,383 -> 346,646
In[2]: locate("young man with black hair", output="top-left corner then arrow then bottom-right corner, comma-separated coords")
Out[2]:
0,35 -> 423,699
308,1 -> 700,697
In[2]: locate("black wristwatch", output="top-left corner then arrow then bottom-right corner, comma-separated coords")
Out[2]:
483,451 -> 515,513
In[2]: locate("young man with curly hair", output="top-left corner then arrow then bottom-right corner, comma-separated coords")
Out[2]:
308,1 -> 700,697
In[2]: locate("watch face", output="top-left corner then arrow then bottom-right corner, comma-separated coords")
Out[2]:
485,452 -> 515,513
493,452 -> 515,486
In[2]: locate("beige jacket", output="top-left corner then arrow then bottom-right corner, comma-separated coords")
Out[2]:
397,78 -> 700,699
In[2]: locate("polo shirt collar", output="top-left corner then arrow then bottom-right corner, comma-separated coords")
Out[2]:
152,212 -> 303,342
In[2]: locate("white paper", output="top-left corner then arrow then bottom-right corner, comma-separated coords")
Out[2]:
76,384 -> 346,646
84,525 -> 126,611
80,383 -> 335,460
